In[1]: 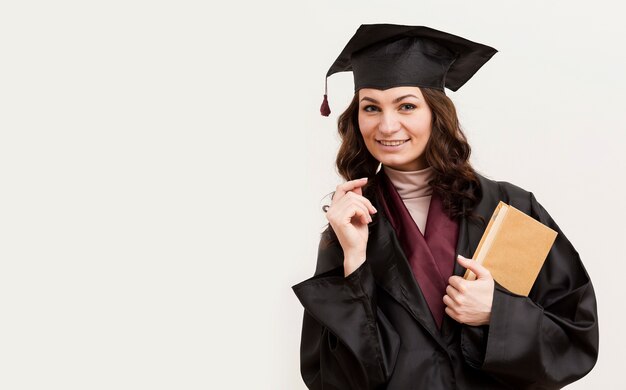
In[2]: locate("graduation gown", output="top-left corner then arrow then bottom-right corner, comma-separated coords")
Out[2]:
292,170 -> 599,389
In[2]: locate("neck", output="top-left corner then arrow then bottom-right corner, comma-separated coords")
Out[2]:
382,164 -> 434,200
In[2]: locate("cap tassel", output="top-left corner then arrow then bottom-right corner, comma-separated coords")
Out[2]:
320,94 -> 331,116
320,77 -> 331,116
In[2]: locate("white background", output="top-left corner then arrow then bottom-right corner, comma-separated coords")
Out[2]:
1,1 -> 624,389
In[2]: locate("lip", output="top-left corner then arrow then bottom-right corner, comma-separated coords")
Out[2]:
376,139 -> 409,151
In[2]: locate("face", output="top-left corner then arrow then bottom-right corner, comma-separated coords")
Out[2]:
358,86 -> 432,171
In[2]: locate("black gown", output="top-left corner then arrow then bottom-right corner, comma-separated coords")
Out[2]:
292,171 -> 599,389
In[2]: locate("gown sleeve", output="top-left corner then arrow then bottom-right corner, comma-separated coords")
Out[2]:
460,192 -> 599,389
291,230 -> 401,390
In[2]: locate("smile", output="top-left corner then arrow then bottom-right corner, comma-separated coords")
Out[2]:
377,139 -> 409,146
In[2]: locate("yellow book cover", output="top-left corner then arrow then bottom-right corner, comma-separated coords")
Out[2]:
463,201 -> 558,296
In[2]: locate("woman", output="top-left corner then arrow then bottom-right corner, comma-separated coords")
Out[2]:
292,24 -> 599,389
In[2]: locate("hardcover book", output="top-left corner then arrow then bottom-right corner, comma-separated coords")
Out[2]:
463,201 -> 558,296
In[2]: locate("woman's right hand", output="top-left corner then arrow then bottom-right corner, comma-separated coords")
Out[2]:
325,177 -> 378,276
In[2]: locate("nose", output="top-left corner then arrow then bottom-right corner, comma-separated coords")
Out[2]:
378,111 -> 401,136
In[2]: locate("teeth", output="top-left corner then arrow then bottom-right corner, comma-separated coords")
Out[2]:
379,140 -> 408,146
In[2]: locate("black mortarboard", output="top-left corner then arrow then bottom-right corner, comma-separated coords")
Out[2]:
320,24 -> 498,116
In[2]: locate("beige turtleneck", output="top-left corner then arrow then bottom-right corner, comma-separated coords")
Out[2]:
382,164 -> 435,234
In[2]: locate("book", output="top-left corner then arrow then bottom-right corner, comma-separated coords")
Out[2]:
463,201 -> 558,296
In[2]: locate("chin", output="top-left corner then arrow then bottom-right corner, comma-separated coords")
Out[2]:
379,156 -> 411,167
381,156 -> 425,170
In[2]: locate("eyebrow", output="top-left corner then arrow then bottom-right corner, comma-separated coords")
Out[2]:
360,94 -> 420,104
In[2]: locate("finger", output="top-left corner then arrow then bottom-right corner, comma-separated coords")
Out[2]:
327,193 -> 371,225
457,255 -> 491,280
341,191 -> 378,214
336,199 -> 371,225
334,178 -> 369,201
332,177 -> 378,214
348,201 -> 371,225
361,195 -> 378,215
445,306 -> 460,322
443,294 -> 456,308
448,276 -> 467,293
445,285 -> 462,304
356,201 -> 373,224
355,195 -> 378,215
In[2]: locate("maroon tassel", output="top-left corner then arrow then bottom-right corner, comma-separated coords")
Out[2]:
320,94 -> 331,116
320,76 -> 331,117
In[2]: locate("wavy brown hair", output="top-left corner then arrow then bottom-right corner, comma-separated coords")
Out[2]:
322,87 -> 486,244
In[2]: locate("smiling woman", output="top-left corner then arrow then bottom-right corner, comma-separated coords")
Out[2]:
358,88 -> 432,171
291,23 -> 599,390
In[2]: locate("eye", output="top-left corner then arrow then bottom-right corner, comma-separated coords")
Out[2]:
363,105 -> 379,112
400,103 -> 416,111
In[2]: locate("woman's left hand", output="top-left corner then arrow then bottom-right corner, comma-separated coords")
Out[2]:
443,255 -> 494,326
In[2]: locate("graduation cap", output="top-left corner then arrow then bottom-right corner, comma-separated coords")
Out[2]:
320,24 -> 498,116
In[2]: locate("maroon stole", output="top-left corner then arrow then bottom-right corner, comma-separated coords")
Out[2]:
376,170 -> 459,329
